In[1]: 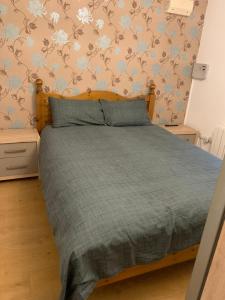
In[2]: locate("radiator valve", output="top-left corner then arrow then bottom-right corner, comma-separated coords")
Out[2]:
199,136 -> 212,144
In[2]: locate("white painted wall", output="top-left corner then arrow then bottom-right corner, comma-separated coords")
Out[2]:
185,0 -> 225,141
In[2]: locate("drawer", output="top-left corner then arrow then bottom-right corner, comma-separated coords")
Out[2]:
178,134 -> 196,144
0,156 -> 38,177
0,142 -> 37,158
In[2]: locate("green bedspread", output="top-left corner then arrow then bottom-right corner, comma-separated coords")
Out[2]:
39,125 -> 221,300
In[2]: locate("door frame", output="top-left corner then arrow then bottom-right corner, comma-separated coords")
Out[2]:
186,158 -> 225,300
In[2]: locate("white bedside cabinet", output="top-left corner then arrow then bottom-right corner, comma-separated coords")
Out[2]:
0,128 -> 40,181
160,124 -> 199,145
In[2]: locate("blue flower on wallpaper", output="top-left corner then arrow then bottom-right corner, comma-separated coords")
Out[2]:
132,82 -> 142,93
135,25 -> 143,33
181,53 -> 189,62
190,27 -> 199,38
117,60 -> 127,72
114,47 -> 121,55
0,3 -> 8,15
150,50 -> 157,60
117,0 -> 125,8
10,120 -> 25,129
131,67 -> 138,77
155,7 -> 162,15
152,64 -> 161,76
111,87 -> 119,94
157,22 -> 166,34
170,46 -> 180,57
51,63 -> 60,71
176,101 -> 186,112
8,75 -> 22,89
95,65 -> 102,74
72,87 -> 80,95
176,90 -> 181,97
164,72 -> 171,80
96,80 -> 107,90
164,84 -> 173,93
120,15 -> 131,29
183,65 -> 192,77
7,106 -> 15,115
55,78 -> 68,92
97,35 -> 111,49
136,41 -> 148,53
155,106 -> 165,114
28,0 -> 47,17
3,24 -> 19,40
26,36 -> 34,47
32,53 -> 46,68
142,0 -> 153,8
169,31 -> 177,38
76,56 -> 89,70
2,58 -> 12,70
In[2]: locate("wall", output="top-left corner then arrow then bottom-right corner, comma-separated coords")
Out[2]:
0,0 -> 207,129
185,0 -> 225,140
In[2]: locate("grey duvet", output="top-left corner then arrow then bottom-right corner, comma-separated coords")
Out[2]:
39,125 -> 221,300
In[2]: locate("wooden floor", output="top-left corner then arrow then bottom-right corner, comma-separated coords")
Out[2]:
201,222 -> 225,300
0,178 -> 194,300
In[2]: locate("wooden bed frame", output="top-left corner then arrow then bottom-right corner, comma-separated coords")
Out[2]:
35,78 -> 198,287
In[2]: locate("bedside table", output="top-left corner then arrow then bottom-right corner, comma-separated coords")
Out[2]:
160,125 -> 199,145
0,128 -> 40,181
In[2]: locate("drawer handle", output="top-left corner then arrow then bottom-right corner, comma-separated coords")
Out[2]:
6,165 -> 28,171
4,149 -> 27,154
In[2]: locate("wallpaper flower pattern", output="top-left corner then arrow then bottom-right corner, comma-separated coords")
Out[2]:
0,0 -> 207,128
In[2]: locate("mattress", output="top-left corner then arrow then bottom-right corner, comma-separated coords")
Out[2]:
39,125 -> 221,300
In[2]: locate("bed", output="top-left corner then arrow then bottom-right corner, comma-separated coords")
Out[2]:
36,78 -> 221,300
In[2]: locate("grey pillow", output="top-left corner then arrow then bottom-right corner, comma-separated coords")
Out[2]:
49,97 -> 105,127
100,99 -> 151,126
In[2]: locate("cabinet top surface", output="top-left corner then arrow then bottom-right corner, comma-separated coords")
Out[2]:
160,124 -> 198,135
0,129 -> 40,144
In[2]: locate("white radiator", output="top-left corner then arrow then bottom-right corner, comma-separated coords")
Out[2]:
210,127 -> 225,159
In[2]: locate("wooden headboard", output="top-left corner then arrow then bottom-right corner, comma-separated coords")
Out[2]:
35,78 -> 156,132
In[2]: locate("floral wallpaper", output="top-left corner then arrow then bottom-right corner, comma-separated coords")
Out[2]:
0,0 -> 207,128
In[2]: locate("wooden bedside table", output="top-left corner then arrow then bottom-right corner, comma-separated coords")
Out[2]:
160,124 -> 199,145
0,128 -> 40,181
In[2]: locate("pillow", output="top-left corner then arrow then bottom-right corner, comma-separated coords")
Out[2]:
49,97 -> 105,127
100,99 -> 151,126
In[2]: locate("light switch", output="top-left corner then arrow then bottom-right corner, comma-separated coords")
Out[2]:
167,0 -> 194,17
192,63 -> 209,80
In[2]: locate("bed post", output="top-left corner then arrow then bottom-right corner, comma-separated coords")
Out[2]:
148,82 -> 156,121
35,78 -> 45,132
36,78 -> 43,94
